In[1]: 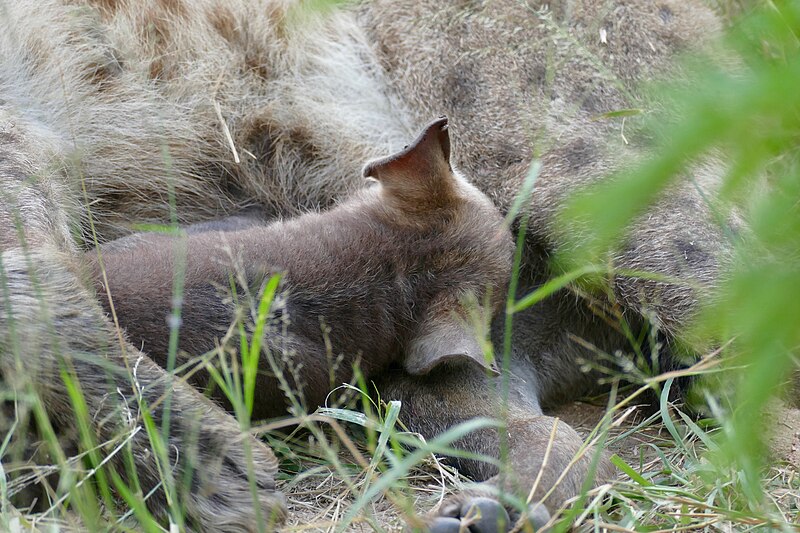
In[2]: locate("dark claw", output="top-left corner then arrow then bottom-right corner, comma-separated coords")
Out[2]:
523,503 -> 551,531
411,496 -> 544,533
428,517 -> 463,533
461,497 -> 510,533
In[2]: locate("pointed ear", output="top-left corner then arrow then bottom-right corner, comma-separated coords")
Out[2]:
404,310 -> 499,376
362,116 -> 456,211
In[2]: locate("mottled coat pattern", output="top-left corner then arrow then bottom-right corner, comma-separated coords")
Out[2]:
0,0 -> 730,531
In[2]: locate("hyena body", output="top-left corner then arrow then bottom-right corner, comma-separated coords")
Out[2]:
87,119 -> 515,420
0,0 -> 730,531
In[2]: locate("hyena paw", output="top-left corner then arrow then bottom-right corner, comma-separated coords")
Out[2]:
409,494 -> 550,533
182,424 -> 286,532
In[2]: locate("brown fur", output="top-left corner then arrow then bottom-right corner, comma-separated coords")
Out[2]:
0,0 -> 733,531
87,118 -> 514,418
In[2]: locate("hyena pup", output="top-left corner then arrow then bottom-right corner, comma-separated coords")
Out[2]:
86,117 -> 514,424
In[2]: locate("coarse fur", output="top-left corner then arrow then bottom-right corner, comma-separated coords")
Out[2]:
86,118 -> 515,419
0,0 -> 733,531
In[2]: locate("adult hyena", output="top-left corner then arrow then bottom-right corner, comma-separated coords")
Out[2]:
0,0 -> 730,531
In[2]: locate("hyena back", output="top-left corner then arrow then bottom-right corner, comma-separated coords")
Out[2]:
0,0 -> 731,531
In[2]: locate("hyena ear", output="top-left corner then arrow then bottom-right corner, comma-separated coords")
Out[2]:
404,311 -> 499,377
362,116 -> 456,211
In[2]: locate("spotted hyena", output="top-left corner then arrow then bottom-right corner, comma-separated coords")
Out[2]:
0,0 -> 730,531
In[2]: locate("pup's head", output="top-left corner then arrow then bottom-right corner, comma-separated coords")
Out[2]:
363,117 -> 515,376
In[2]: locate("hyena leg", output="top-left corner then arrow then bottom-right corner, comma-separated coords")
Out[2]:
0,194 -> 285,530
375,358 -> 614,532
0,246 -> 286,530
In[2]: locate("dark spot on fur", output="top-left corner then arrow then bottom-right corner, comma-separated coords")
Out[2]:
223,456 -> 244,477
244,54 -> 270,79
675,239 -> 712,267
266,3 -> 291,41
445,61 -> 479,108
580,94 -> 601,113
571,71 -> 624,114
84,52 -> 123,90
141,11 -> 171,50
205,489 -> 227,508
658,5 -> 673,24
489,146 -> 525,168
208,6 -> 238,44
207,8 -> 270,78
580,87 -> 617,113
242,120 -> 320,204
454,0 -> 483,10
24,37 -> 50,70
149,58 -> 165,80
158,0 -> 187,18
0,126 -> 18,146
562,138 -> 596,171
239,117 -> 276,164
523,63 -> 547,89
86,0 -> 121,16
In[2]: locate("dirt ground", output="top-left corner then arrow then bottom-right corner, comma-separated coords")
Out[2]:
282,397 -> 800,532
281,400 -> 670,532
6,397 -> 798,531
768,402 -> 800,468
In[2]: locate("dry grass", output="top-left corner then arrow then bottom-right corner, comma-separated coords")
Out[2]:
3,351 -> 799,532
277,392 -> 800,531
